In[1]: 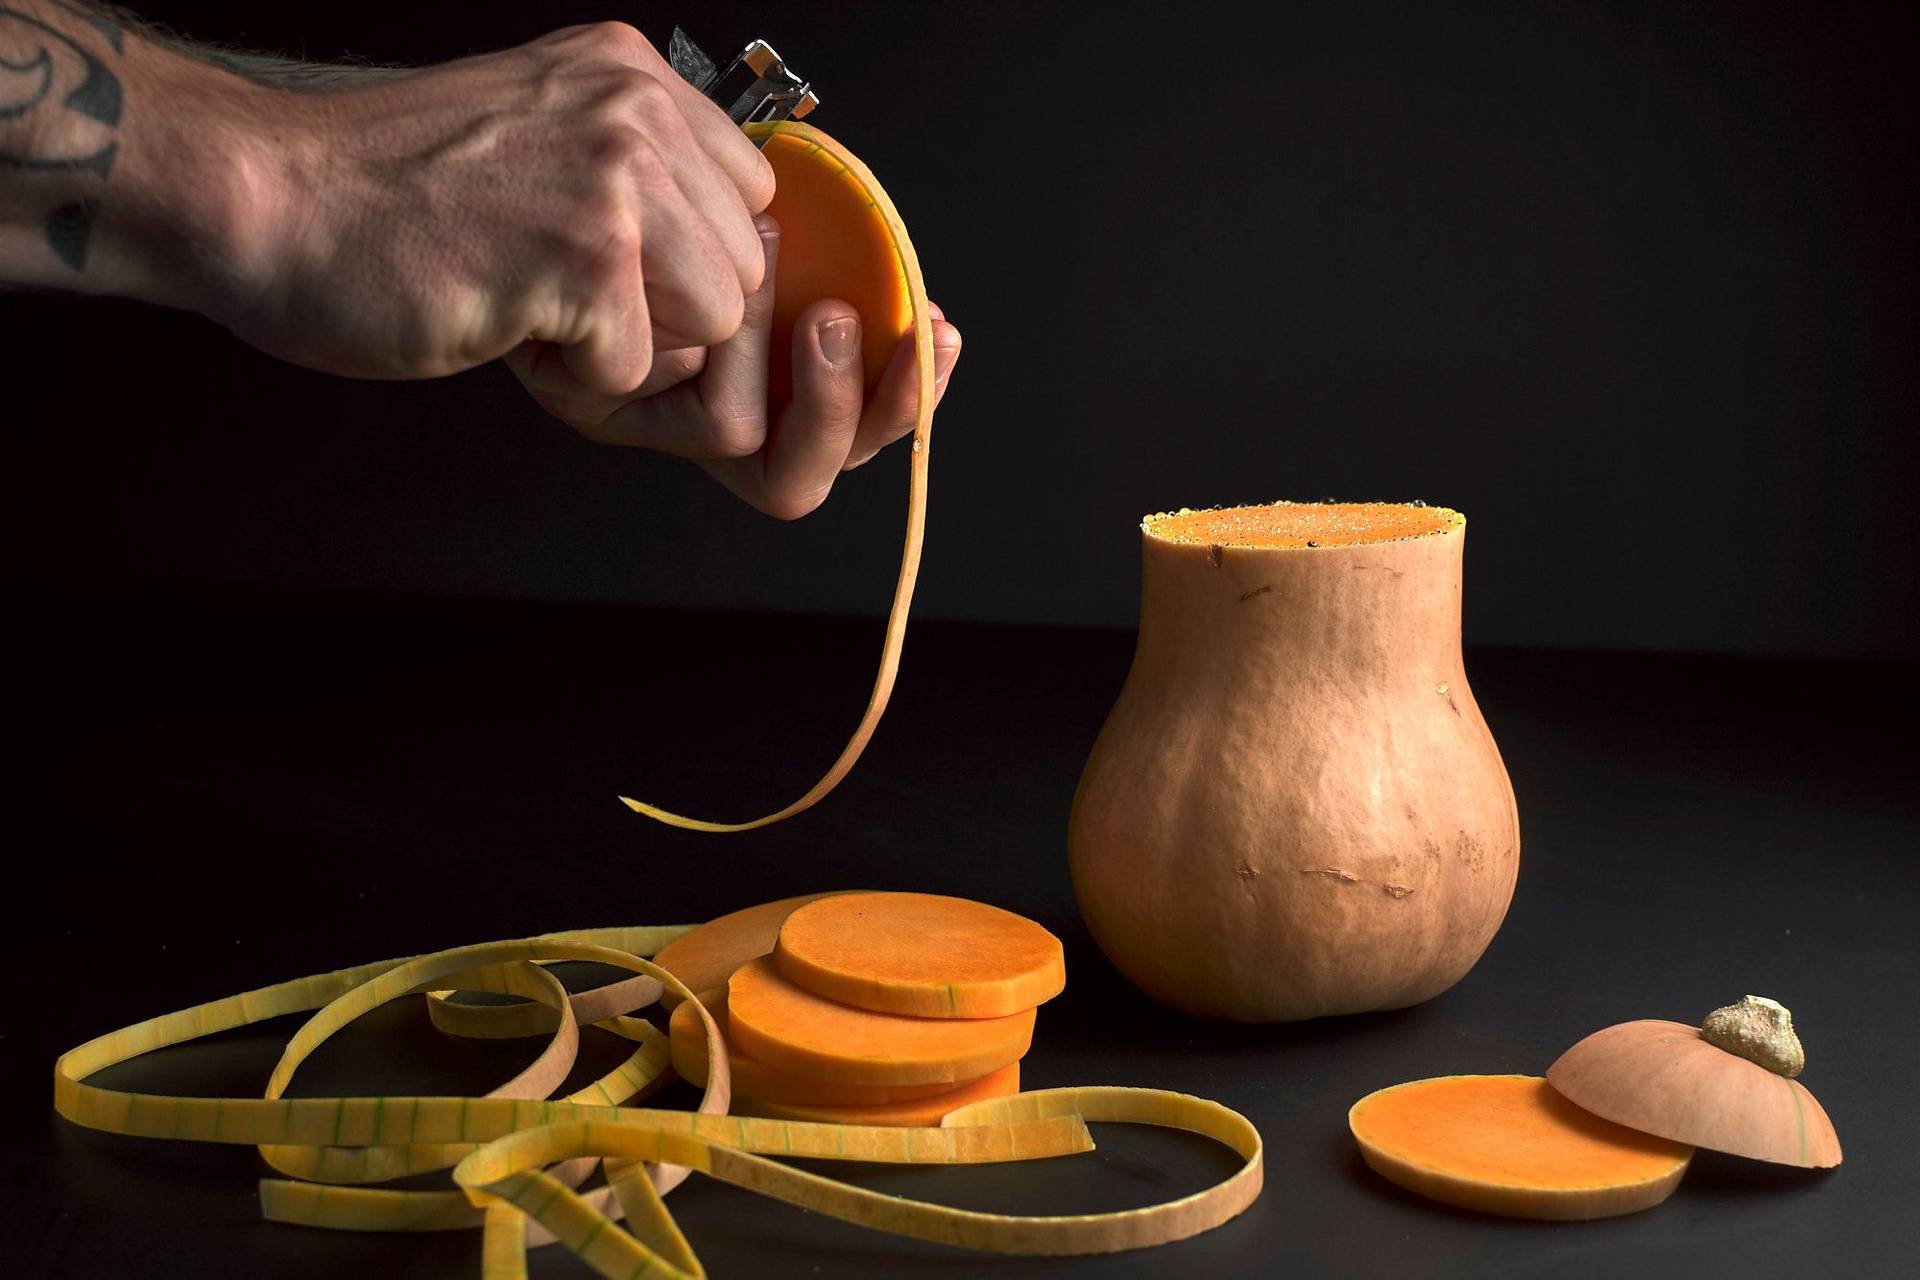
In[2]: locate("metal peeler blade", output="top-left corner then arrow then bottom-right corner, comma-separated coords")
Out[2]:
670,27 -> 818,145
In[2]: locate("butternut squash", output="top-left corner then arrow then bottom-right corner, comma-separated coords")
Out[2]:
1349,1075 -> 1692,1220
736,1064 -> 1021,1128
667,987 -> 975,1105
1069,501 -> 1520,1021
726,956 -> 1033,1086
773,891 -> 1065,1018
752,127 -> 916,409
652,891 -> 851,1008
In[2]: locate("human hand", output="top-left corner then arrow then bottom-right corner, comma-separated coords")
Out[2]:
222,22 -> 773,391
505,213 -> 963,519
221,21 -> 958,513
0,10 -> 957,514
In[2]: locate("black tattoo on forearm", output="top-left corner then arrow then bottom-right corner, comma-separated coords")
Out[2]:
1,2 -> 122,270
5,2 -> 395,276
43,189 -> 94,264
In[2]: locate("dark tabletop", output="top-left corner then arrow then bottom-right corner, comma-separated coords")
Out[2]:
10,588 -> 1917,1278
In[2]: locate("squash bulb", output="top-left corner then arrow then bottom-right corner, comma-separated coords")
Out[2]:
1068,501 -> 1521,1021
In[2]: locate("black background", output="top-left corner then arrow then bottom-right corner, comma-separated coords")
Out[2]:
7,0 -> 1917,655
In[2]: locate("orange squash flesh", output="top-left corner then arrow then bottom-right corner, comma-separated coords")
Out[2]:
727,956 -> 1034,1086
754,127 -> 916,409
737,1064 -> 1021,1128
652,892 -> 852,1009
1349,1075 -> 1692,1221
619,121 -> 936,833
773,892 -> 1066,1019
666,988 -> 966,1106
1144,501 -> 1462,549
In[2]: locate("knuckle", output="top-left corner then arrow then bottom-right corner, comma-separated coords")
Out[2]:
740,254 -> 767,298
713,285 -> 747,337
573,221 -> 639,287
827,380 -> 866,421
805,374 -> 865,427
544,395 -> 610,434
627,137 -> 672,184
652,346 -> 707,385
700,410 -> 765,460
743,152 -> 776,211
634,71 -> 677,116
606,66 -> 676,120
761,484 -> 831,522
677,284 -> 745,348
590,118 -> 672,187
588,121 -> 651,168
735,219 -> 775,295
579,20 -> 647,57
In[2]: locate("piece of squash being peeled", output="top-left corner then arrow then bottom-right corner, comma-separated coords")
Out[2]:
620,122 -> 937,832
752,123 -> 920,408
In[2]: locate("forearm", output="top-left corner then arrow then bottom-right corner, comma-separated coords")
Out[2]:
0,1 -> 295,312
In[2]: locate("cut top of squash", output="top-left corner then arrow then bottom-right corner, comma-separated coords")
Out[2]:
773,891 -> 1065,1018
1547,1019 -> 1842,1168
1144,501 -> 1463,549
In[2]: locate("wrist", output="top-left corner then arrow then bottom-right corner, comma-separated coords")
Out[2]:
0,3 -> 290,319
94,48 -> 290,319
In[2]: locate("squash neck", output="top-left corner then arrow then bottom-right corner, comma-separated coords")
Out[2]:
1133,528 -> 1466,682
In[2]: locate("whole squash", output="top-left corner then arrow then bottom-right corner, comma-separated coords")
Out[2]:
1068,502 -> 1520,1021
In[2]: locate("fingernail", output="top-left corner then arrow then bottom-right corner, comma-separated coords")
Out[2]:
754,212 -> 780,240
820,317 -> 859,367
934,341 -> 960,382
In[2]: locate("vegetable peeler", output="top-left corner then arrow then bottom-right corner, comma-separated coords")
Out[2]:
668,28 -> 817,142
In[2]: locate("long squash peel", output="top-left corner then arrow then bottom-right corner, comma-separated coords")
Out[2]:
53,925 -> 1264,1276
619,122 -> 936,832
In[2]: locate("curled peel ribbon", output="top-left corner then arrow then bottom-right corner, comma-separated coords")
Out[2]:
54,925 -> 1262,1276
